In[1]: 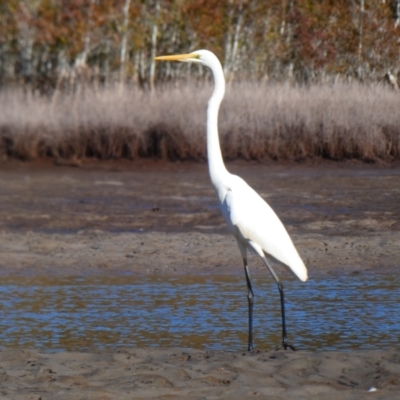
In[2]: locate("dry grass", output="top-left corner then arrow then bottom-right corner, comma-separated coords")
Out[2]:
1,81 -> 400,162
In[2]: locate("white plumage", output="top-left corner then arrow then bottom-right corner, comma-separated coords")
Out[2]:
220,174 -> 308,282
155,49 -> 307,351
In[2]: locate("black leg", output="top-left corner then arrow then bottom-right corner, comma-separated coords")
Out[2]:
275,282 -> 296,351
261,256 -> 296,351
243,259 -> 254,351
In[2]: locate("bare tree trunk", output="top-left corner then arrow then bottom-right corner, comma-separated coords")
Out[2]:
120,0 -> 131,87
224,0 -> 244,81
385,70 -> 399,89
132,51 -> 140,86
139,50 -> 146,88
283,0 -> 295,80
73,0 -> 95,90
224,2 -> 234,76
391,0 -> 400,27
285,0 -> 294,46
149,0 -> 160,92
103,39 -> 110,87
230,3 -> 244,79
357,0 -> 364,78
17,1 -> 36,95
280,0 -> 286,35
81,0 -> 95,64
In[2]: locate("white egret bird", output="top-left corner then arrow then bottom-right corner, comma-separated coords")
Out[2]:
155,50 -> 308,351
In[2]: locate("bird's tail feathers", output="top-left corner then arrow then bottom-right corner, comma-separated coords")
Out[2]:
265,252 -> 308,282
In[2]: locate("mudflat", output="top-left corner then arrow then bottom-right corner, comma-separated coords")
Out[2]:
1,159 -> 399,276
0,160 -> 399,399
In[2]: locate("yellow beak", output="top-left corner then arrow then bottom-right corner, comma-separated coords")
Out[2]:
154,53 -> 198,61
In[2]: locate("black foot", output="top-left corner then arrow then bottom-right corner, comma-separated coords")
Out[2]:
275,339 -> 296,351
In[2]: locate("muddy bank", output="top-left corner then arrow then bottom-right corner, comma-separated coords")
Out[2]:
0,160 -> 399,276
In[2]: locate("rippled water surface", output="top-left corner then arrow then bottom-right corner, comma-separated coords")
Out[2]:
0,274 -> 399,352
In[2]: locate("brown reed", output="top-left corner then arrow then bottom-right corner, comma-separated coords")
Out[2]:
0,81 -> 399,162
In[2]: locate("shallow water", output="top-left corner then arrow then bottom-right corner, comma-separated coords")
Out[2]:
0,273 -> 399,352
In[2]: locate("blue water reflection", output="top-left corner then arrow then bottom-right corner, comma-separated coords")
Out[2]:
0,273 -> 399,352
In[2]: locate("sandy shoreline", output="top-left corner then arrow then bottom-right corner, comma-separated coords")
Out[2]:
0,161 -> 399,398
0,347 -> 398,399
1,230 -> 400,277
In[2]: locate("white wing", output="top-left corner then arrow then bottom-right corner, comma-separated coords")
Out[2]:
220,174 -> 308,282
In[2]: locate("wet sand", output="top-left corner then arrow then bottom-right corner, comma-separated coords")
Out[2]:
0,160 -> 399,398
1,347 -> 399,399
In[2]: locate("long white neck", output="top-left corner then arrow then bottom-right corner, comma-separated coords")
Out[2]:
207,60 -> 229,190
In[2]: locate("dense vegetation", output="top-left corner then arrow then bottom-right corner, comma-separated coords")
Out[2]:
1,1 -> 400,163
1,1 -> 400,89
1,82 -> 400,162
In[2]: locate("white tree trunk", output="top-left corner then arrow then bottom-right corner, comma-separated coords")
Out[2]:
149,0 -> 160,92
357,0 -> 364,77
120,0 -> 131,86
224,0 -> 244,81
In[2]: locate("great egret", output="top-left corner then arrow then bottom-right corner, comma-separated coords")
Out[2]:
155,50 -> 308,351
